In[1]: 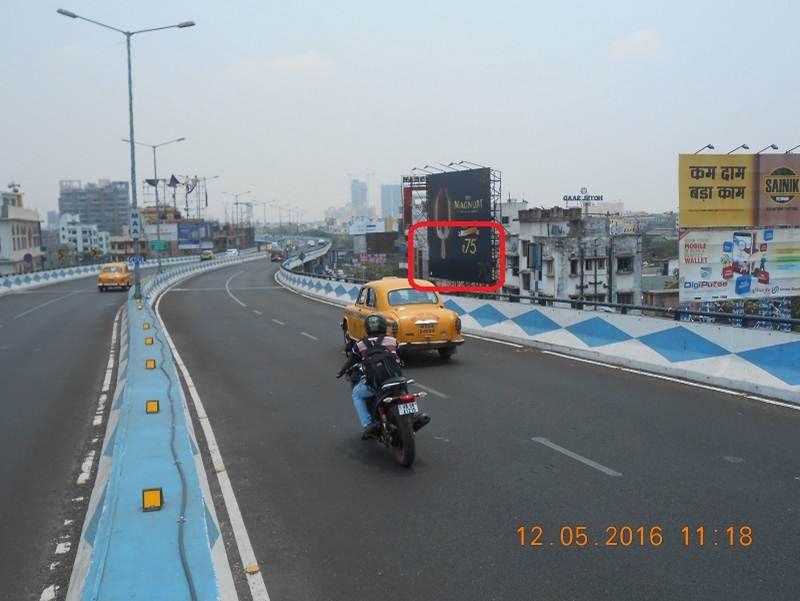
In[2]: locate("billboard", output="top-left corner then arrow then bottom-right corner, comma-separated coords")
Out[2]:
348,218 -> 399,235
679,154 -> 800,227
178,222 -> 213,250
679,228 -> 800,301
426,168 -> 493,283
757,155 -> 800,226
144,223 -> 178,242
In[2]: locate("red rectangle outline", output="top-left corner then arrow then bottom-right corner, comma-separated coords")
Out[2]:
407,220 -> 506,292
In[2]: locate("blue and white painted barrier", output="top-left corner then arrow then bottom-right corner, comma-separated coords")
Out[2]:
66,251 -> 268,600
277,269 -> 800,403
0,255 -> 208,296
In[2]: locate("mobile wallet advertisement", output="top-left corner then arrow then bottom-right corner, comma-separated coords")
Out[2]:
426,168 -> 493,283
679,228 -> 800,301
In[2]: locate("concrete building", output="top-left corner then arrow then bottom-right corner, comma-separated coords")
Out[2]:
351,179 -> 368,217
499,198 -> 529,295
380,184 -> 402,219
516,206 -> 643,305
59,213 -> 110,256
46,210 -> 59,231
0,190 -> 43,275
58,179 -> 130,235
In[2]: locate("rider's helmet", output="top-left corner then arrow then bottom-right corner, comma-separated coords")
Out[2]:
364,313 -> 388,336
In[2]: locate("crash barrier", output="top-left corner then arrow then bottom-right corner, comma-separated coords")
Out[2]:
0,254 -> 217,296
281,239 -> 332,271
65,253 -> 268,600
276,269 -> 800,404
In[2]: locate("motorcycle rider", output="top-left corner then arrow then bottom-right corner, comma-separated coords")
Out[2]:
337,313 -> 430,438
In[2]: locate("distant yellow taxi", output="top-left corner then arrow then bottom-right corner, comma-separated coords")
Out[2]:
97,262 -> 132,292
341,276 -> 464,359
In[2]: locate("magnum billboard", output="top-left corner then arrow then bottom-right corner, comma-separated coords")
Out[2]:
426,168 -> 493,283
679,154 -> 800,227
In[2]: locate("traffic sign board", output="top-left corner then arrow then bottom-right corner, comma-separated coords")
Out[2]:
130,209 -> 142,240
150,240 -> 168,251
129,255 -> 145,265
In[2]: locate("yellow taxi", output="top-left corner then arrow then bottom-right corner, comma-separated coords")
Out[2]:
341,276 -> 464,359
97,262 -> 132,292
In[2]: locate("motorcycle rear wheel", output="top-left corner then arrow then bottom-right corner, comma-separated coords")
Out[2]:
389,406 -> 415,467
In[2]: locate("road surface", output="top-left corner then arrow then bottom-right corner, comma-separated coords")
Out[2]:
159,259 -> 800,601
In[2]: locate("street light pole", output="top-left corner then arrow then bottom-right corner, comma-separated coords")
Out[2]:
57,8 -> 195,298
123,137 -> 185,273
756,144 -> 779,154
694,144 -> 715,154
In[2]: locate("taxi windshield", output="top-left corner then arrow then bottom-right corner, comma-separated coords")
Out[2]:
387,289 -> 439,306
101,266 -> 122,273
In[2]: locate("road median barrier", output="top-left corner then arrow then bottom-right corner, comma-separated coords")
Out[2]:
66,252 -> 265,600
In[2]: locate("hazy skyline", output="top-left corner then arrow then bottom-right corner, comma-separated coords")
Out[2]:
2,0 -> 799,222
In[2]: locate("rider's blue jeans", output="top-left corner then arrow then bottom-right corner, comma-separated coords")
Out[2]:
352,379 -> 375,428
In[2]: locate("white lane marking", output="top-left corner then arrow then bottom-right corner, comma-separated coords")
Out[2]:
55,542 -> 71,554
252,309 -> 263,316
71,497 -> 84,503
156,286 -> 271,601
301,331 -> 318,341
541,350 -> 800,412
723,456 -> 744,463
271,319 -> 285,326
39,584 -> 59,601
171,286 -> 284,292
49,562 -> 60,571
92,415 -> 102,426
76,450 -> 96,485
532,437 -> 623,477
413,382 -> 448,398
463,333 -> 524,348
434,436 -> 451,443
224,271 -> 247,308
63,519 -> 73,526
13,290 -> 80,319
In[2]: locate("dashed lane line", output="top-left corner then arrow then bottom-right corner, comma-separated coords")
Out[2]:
532,437 -> 623,477
13,290 -> 81,319
272,319 -> 285,326
301,331 -> 318,341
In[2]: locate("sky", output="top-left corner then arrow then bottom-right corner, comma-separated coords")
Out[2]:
2,0 -> 800,222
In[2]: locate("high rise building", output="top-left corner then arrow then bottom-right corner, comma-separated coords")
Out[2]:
351,179 -> 368,217
58,180 -> 130,235
380,184 -> 402,219
46,211 -> 59,231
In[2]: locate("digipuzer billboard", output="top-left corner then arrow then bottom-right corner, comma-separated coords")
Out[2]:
679,228 -> 800,301
426,168 -> 493,283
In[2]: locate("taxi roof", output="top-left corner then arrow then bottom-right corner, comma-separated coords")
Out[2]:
368,276 -> 436,291
101,262 -> 128,268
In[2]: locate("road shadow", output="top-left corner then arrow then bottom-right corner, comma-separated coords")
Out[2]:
334,435 -> 429,476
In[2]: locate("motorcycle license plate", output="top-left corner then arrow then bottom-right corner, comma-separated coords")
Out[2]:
397,401 -> 418,416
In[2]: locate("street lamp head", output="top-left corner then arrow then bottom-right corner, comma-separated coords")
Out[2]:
707,144 -> 715,150
770,144 -> 778,150
742,144 -> 750,150
176,137 -> 186,142
56,8 -> 78,18
177,21 -> 195,28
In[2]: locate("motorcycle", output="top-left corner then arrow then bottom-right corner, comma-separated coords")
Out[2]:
340,362 -> 428,467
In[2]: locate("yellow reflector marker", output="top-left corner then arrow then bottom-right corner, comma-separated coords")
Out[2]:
143,323 -> 151,330
146,400 -> 160,414
142,488 -> 163,511
145,359 -> 156,369
145,336 -> 153,345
